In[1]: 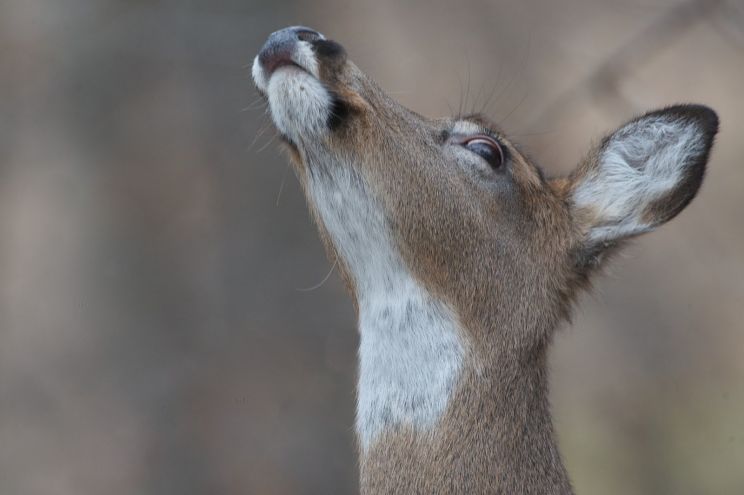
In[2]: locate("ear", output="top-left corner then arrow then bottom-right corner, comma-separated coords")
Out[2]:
567,104 -> 718,248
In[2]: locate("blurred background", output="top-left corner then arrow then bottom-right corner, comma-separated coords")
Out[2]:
1,0 -> 743,493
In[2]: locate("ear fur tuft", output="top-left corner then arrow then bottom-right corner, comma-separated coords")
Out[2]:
569,104 -> 718,245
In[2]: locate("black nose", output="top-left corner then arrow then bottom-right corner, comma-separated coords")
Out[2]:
258,26 -> 323,75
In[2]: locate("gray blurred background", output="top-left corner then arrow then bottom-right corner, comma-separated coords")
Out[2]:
1,0 -> 743,493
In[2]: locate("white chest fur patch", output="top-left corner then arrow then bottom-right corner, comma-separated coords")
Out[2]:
305,156 -> 465,452
356,281 -> 465,451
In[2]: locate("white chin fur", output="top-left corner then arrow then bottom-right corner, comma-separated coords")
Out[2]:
251,56 -> 267,92
266,68 -> 332,142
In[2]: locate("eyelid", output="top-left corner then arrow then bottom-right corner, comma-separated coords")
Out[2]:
458,133 -> 506,171
463,135 -> 501,147
452,132 -> 502,148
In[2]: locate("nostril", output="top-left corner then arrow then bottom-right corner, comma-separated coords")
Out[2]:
295,28 -> 322,43
257,26 -> 325,76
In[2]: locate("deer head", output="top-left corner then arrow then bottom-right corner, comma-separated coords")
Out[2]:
252,26 -> 718,494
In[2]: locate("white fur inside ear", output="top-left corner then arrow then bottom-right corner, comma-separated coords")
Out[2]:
574,116 -> 705,242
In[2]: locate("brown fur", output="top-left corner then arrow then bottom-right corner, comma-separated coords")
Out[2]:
258,34 -> 717,494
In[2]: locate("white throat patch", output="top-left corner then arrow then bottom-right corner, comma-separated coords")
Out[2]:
304,153 -> 465,452
258,52 -> 466,451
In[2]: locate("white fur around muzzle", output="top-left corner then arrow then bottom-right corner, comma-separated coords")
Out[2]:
252,43 -> 332,143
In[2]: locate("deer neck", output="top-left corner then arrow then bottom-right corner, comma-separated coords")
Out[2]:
356,287 -> 572,494
303,151 -> 573,494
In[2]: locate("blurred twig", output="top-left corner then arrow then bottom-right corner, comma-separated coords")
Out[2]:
529,0 -> 726,128
712,0 -> 744,50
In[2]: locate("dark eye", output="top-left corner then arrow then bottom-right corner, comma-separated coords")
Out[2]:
463,136 -> 504,169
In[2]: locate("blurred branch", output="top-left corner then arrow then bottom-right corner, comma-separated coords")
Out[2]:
529,0 -> 725,127
712,0 -> 744,50
62,4 -> 273,69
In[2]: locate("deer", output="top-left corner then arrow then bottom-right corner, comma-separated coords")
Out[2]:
251,26 -> 719,494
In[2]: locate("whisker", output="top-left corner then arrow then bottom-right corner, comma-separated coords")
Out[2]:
481,32 -> 509,115
297,259 -> 338,292
247,128 -> 266,152
488,34 -> 532,118
446,99 -> 455,117
473,74 -> 488,117
457,71 -> 464,119
481,57 -> 506,114
464,52 -> 472,116
249,109 -> 276,151
242,95 -> 268,112
247,116 -> 274,151
275,162 -> 291,206
256,130 -> 279,152
499,89 -> 529,127
508,129 -> 557,138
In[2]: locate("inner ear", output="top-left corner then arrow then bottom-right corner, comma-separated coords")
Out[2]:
569,104 -> 718,245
